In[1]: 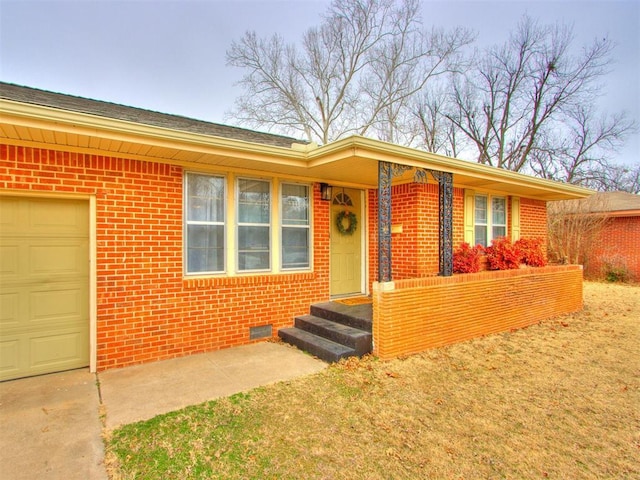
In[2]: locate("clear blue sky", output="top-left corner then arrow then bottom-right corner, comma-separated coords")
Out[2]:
1,0 -> 638,167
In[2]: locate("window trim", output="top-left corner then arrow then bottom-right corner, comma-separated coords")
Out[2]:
184,172 -> 315,278
474,194 -> 507,247
236,176 -> 272,273
184,172 -> 226,275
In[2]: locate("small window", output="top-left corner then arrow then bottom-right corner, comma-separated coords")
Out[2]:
332,191 -> 353,206
281,183 -> 310,269
237,178 -> 271,271
185,173 -> 225,274
475,195 -> 506,247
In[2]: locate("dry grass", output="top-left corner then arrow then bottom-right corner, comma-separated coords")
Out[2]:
107,282 -> 639,479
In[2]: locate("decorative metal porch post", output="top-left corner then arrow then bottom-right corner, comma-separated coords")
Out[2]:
430,170 -> 454,276
378,161 -> 393,282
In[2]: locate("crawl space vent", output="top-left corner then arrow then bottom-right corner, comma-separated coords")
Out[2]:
250,324 -> 272,340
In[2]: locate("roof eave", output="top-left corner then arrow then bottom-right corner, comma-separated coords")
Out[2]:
1,100 -> 594,201
308,136 -> 594,200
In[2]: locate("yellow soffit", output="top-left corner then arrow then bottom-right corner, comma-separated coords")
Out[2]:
1,99 -> 594,199
0,98 -> 308,167
308,136 -> 595,199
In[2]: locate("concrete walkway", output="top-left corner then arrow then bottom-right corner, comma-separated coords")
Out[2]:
0,342 -> 326,479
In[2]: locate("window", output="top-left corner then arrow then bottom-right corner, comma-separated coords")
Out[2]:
185,173 -> 225,274
237,178 -> 271,271
475,195 -> 506,247
281,183 -> 310,269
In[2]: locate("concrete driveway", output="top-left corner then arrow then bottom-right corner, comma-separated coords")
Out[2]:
0,342 -> 326,479
0,368 -> 106,480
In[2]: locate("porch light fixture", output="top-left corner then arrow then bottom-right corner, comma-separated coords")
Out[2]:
320,183 -> 333,201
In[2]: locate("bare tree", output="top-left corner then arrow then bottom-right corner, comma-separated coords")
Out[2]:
411,88 -> 463,156
226,0 -> 473,144
528,105 -> 637,188
547,195 -> 610,267
444,15 -> 623,173
592,163 -> 640,193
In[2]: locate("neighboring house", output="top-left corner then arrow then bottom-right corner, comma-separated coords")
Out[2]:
560,192 -> 640,281
0,83 -> 591,381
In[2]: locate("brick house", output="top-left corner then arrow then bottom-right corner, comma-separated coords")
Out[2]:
0,83 -> 591,380
563,191 -> 640,282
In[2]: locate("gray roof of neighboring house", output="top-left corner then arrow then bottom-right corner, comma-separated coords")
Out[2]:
0,82 -> 305,148
554,191 -> 640,215
587,191 -> 640,213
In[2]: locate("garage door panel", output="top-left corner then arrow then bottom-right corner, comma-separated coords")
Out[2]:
0,245 -> 19,278
29,199 -> 88,235
31,286 -> 88,324
0,197 -> 20,232
0,328 -> 89,381
1,284 -> 87,333
0,339 -> 20,376
0,196 -> 89,381
29,243 -> 88,278
0,292 -> 19,327
31,328 -> 89,367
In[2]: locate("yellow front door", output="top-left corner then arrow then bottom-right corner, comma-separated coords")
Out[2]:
330,188 -> 363,296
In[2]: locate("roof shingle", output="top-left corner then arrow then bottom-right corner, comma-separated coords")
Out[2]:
0,82 -> 305,148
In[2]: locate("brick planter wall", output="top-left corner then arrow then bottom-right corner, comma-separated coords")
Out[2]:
372,265 -> 583,359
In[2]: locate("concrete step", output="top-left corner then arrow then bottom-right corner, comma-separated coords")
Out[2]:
278,327 -> 355,363
310,302 -> 372,332
295,315 -> 372,356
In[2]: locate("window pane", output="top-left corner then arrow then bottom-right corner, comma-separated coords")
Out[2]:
187,174 -> 224,222
238,251 -> 270,271
475,196 -> 487,223
282,227 -> 310,269
493,226 -> 506,239
475,225 -> 488,247
492,197 -> 506,225
238,225 -> 270,270
282,184 -> 309,225
187,225 -> 224,273
238,179 -> 270,224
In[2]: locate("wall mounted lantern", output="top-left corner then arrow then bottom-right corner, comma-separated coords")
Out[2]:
320,183 -> 333,201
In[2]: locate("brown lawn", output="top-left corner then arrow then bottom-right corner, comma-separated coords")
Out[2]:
107,281 -> 640,479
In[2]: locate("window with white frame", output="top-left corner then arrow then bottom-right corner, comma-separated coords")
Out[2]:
237,178 -> 271,271
474,195 -> 506,247
185,173 -> 225,274
281,183 -> 310,269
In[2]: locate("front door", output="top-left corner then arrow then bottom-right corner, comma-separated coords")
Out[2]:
330,188 -> 363,296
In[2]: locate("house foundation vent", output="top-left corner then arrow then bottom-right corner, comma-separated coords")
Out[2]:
250,324 -> 272,340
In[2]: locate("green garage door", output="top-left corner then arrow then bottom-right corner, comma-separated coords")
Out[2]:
0,196 -> 89,381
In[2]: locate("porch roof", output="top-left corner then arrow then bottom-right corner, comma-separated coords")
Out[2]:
1,84 -> 592,201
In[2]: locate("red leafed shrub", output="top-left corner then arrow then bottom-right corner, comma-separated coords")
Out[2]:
484,237 -> 522,270
515,238 -> 547,267
453,242 -> 484,273
484,237 -> 548,270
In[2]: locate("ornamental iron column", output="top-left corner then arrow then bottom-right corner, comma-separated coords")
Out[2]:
430,170 -> 454,276
378,161 -> 393,282
378,161 -> 413,282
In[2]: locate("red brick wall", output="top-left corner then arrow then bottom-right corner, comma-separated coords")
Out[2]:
587,216 -> 640,281
367,183 -> 470,288
373,265 -> 583,359
0,144 -> 329,370
520,197 -> 548,248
